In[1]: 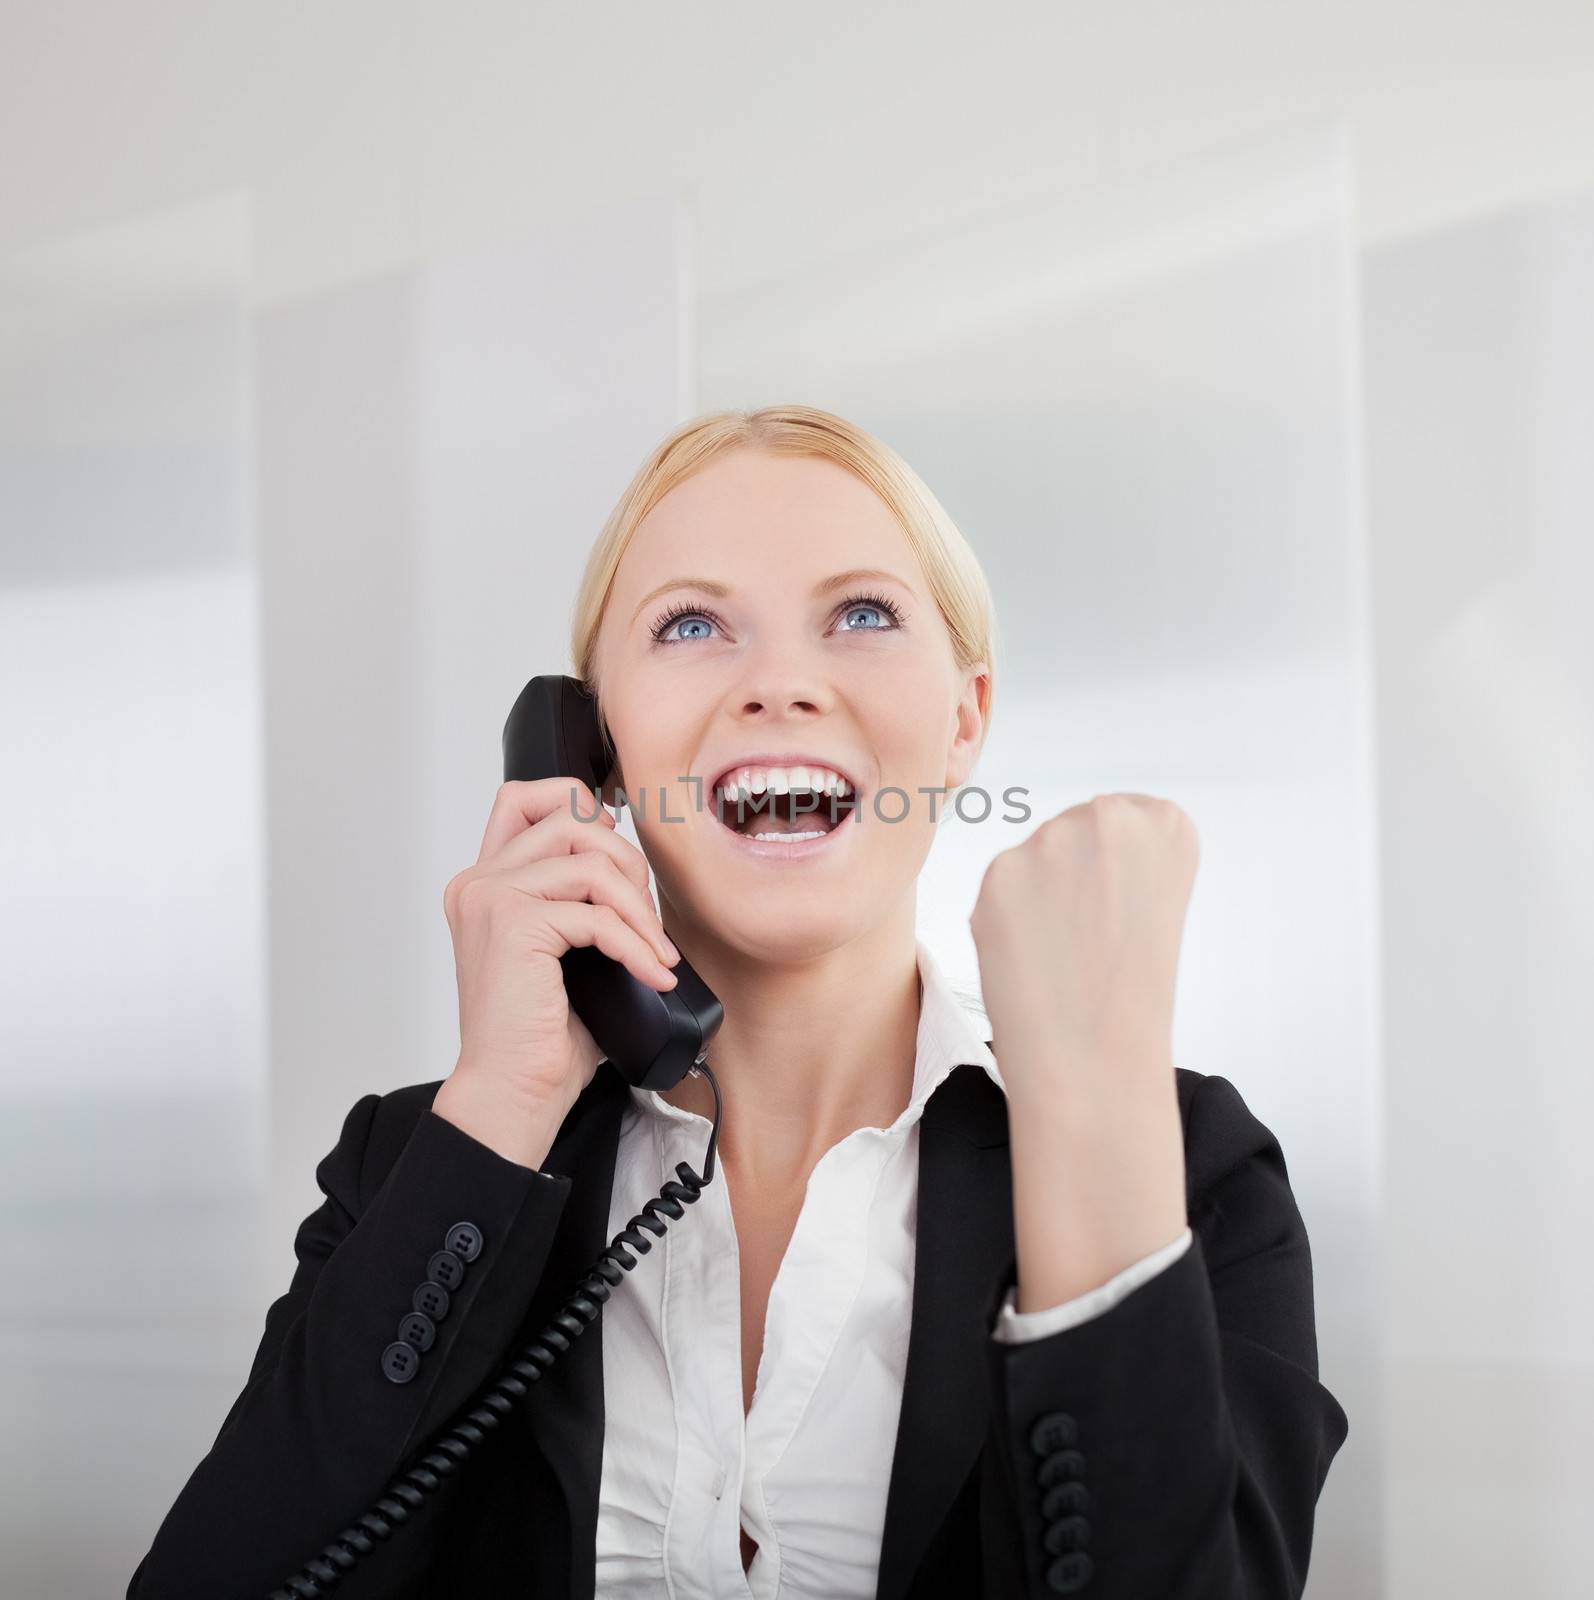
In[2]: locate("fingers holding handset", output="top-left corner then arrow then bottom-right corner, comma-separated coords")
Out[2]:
433,778 -> 680,1167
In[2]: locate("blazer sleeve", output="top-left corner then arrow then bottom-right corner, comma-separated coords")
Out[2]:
125,1091 -> 575,1600
990,1228 -> 1194,1342
977,1071 -> 1349,1599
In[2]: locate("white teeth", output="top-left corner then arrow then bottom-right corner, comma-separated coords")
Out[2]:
714,763 -> 855,803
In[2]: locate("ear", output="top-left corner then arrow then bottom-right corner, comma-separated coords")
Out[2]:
944,661 -> 990,792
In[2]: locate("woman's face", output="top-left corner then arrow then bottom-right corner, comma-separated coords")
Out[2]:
592,447 -> 987,965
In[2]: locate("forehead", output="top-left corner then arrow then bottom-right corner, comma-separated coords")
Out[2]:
619,449 -> 911,581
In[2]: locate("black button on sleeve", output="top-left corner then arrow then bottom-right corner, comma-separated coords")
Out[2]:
427,1247 -> 465,1290
398,1310 -> 436,1352
380,1341 -> 420,1384
1029,1410 -> 1080,1455
413,1280 -> 451,1320
445,1220 -> 484,1261
1045,1550 -> 1094,1593
1036,1447 -> 1087,1487
1041,1480 -> 1090,1520
1043,1514 -> 1091,1556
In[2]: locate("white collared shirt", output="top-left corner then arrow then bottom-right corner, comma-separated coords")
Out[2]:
593,939 -> 1192,1598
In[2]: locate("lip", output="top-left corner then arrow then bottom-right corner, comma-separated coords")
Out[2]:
707,797 -> 859,862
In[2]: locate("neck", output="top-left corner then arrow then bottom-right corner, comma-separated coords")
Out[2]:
657,910 -> 923,1188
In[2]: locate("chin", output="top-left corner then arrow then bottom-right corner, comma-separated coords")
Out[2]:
727,917 -> 850,958
659,876 -> 870,960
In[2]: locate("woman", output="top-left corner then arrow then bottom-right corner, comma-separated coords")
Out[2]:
128,405 -> 1348,1599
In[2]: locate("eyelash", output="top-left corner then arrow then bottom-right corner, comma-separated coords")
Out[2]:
648,590 -> 907,645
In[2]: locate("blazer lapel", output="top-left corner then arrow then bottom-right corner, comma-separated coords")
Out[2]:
500,1056 -> 1013,1600
508,1059 -> 628,1600
876,1060 -> 1015,1600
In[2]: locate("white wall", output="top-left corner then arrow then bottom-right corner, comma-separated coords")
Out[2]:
1363,185 -> 1594,1600
3,2 -> 1594,311
255,191 -> 691,1268
0,193 -> 268,1595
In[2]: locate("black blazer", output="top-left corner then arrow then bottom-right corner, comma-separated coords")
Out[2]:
128,1058 -> 1348,1599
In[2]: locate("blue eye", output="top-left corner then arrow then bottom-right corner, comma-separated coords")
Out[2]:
841,603 -> 889,630
836,590 -> 905,631
662,614 -> 713,640
646,604 -> 723,643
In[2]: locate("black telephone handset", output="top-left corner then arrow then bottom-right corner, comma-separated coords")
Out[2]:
269,675 -> 724,1600
501,675 -> 723,1093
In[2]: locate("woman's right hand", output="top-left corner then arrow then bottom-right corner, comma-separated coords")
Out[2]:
431,778 -> 681,1167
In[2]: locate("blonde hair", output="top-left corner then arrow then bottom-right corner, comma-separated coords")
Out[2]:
570,405 -> 998,742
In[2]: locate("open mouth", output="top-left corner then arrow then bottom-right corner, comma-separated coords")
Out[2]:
706,764 -> 863,849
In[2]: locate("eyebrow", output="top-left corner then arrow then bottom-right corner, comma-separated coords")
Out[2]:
631,567 -> 915,624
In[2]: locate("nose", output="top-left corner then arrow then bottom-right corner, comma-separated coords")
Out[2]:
737,689 -> 821,718
732,652 -> 825,723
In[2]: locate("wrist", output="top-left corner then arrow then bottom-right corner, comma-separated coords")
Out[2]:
1004,1061 -> 1177,1129
432,1070 -> 573,1171
1006,1071 -> 1186,1310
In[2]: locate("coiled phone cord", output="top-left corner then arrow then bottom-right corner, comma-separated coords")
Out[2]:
267,1060 -> 723,1600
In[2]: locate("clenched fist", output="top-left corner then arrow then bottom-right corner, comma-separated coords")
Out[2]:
970,792 -> 1201,1106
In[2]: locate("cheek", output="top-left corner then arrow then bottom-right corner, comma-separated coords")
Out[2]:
858,779 -> 945,854
608,704 -> 690,785
893,729 -> 959,795
858,653 -> 955,737
630,810 -> 698,909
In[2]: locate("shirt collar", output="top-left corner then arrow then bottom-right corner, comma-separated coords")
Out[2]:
631,938 -> 1004,1133
910,937 -> 1005,1113
902,934 -> 1005,1100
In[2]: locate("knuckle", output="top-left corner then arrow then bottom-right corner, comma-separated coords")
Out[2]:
575,782 -> 602,812
1171,804 -> 1201,851
1089,792 -> 1137,833
557,781 -> 601,827
443,868 -> 475,922
546,806 -> 580,844
1037,811 -> 1074,848
975,848 -> 1016,901
443,871 -> 462,919
575,846 -> 614,886
605,834 -> 645,877
453,873 -> 496,922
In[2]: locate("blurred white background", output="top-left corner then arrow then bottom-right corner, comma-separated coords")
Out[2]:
3,5 -> 1592,1597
